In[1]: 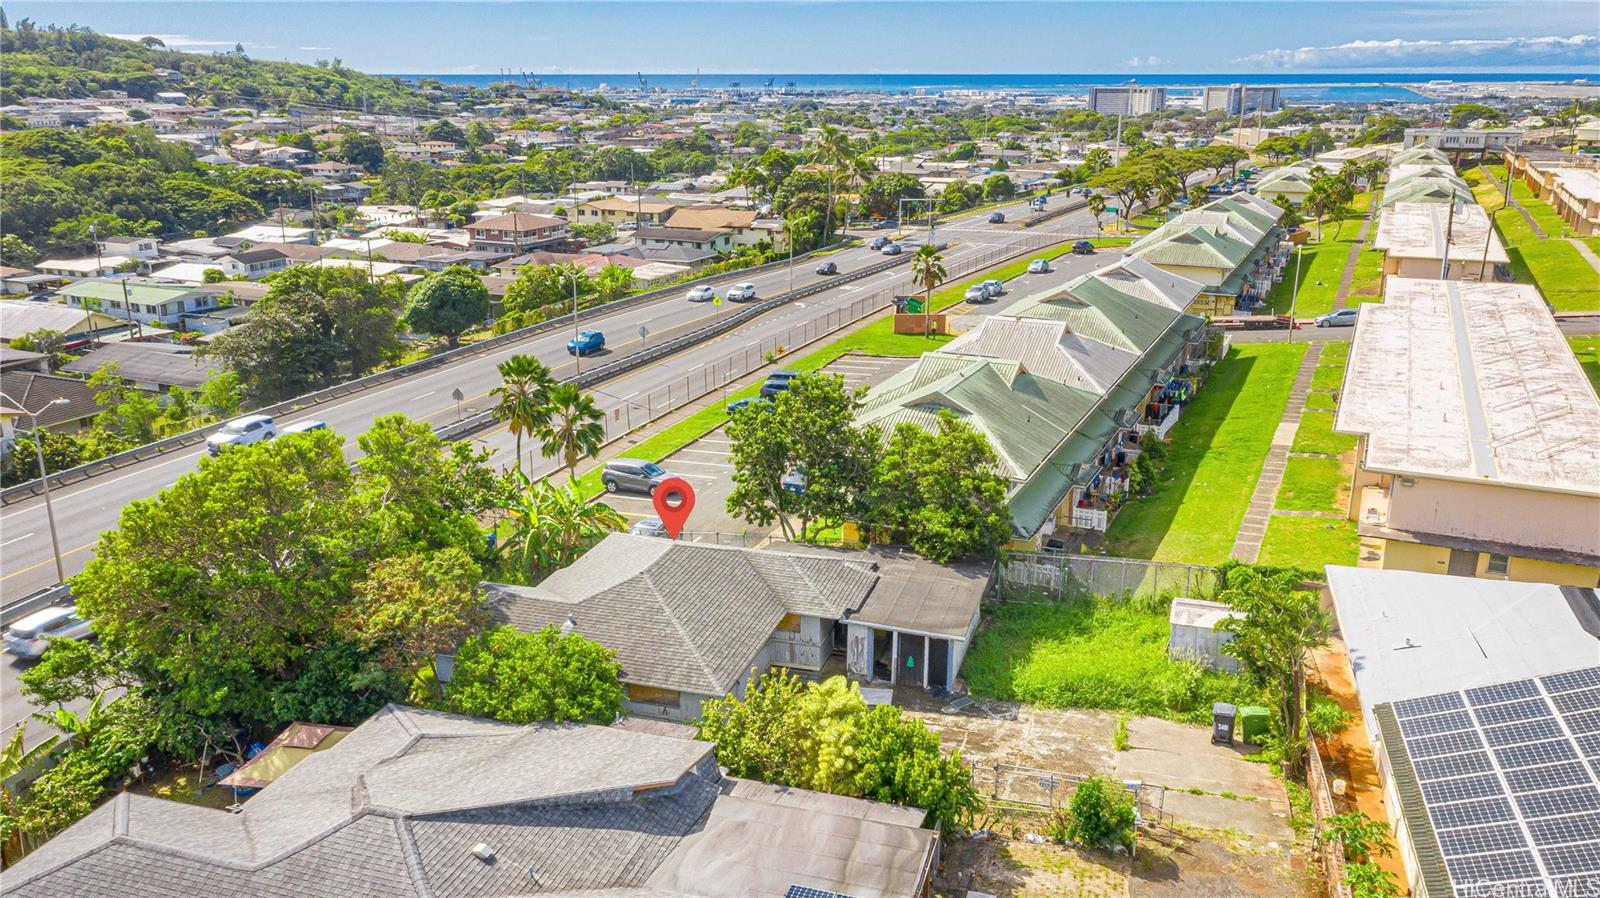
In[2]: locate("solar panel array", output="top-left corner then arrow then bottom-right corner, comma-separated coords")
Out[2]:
1391,665 -> 1600,898
784,886 -> 854,898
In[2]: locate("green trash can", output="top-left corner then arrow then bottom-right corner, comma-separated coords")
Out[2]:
1237,706 -> 1271,746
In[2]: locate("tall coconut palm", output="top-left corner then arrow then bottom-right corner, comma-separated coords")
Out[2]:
536,382 -> 606,479
1085,147 -> 1113,175
497,469 -> 626,582
910,244 -> 946,338
2,721 -> 59,859
490,355 -> 554,474
1087,193 -> 1107,230
813,124 -> 856,241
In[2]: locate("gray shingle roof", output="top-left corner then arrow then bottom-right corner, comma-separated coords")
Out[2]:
484,534 -> 880,695
61,341 -> 224,390
7,705 -> 935,898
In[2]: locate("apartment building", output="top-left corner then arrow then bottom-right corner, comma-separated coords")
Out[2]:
1201,84 -> 1282,115
1371,201 -> 1509,281
1088,86 -> 1167,116
1124,192 -> 1288,316
1335,278 -> 1600,588
1402,127 -> 1524,154
465,212 -> 569,254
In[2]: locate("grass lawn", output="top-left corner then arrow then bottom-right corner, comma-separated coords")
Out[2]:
1267,236 -> 1361,317
1468,166 -> 1600,312
962,599 -> 1266,724
1571,336 -> 1600,397
1257,517 -> 1360,570
1292,411 -> 1356,455
1345,248 -> 1386,304
1312,360 -> 1347,392
1102,342 -> 1307,564
1305,391 -> 1337,410
1276,457 -> 1346,513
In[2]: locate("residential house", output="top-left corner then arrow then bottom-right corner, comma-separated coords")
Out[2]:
295,160 -> 365,181
576,195 -> 680,228
465,212 -> 569,254
663,205 -> 788,250
476,194 -> 560,217
0,302 -> 126,346
1323,566 -> 1600,898
0,370 -> 100,433
3,703 -> 939,898
855,258 -> 1209,548
256,145 -> 315,168
1335,278 -> 1600,587
1371,201 -> 1509,282
0,347 -> 52,374
58,279 -> 218,327
480,534 -> 988,719
34,256 -> 139,279
61,341 -> 224,392
94,235 -> 160,260
1124,192 -> 1288,315
221,223 -> 315,246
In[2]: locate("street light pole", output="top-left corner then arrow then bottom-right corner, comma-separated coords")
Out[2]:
1287,244 -> 1302,343
1,393 -> 69,583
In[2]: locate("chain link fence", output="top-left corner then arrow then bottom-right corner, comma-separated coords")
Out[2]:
994,551 -> 1219,604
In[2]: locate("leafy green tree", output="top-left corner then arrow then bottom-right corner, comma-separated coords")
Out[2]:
696,667 -> 812,785
496,470 -> 626,583
337,131 -> 385,172
1255,135 -> 1301,161
859,172 -> 925,218
490,354 -> 554,474
445,625 -> 624,724
1448,102 -> 1504,128
1187,184 -> 1210,209
422,118 -> 467,146
1084,147 -> 1113,174
0,722 -> 58,857
195,369 -> 243,419
87,362 -> 160,443
1087,193 -> 1107,228
404,264 -> 490,347
725,373 -> 877,541
343,547 -> 485,675
935,182 -> 973,214
1217,565 -> 1331,776
850,703 -> 982,830
502,263 -> 592,316
10,327 -> 63,357
535,383 -> 606,479
593,264 -> 634,301
870,410 -> 1011,562
1063,775 -> 1136,850
570,221 -> 616,245
203,266 -> 403,401
0,233 -> 39,269
1345,862 -> 1400,898
0,430 -> 85,485
1325,811 -> 1395,864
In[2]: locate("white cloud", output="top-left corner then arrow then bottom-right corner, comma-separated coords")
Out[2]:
1123,55 -> 1164,67
107,33 -> 239,49
1237,34 -> 1599,69
299,46 -> 336,51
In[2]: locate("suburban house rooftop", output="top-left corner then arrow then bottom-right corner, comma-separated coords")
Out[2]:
4,704 -> 938,898
1371,201 -> 1509,264
1334,278 -> 1600,497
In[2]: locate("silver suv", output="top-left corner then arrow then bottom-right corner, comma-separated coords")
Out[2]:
601,458 -> 676,495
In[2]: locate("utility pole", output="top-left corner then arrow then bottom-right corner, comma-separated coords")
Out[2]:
1,393 -> 69,584
1439,192 -> 1460,280
89,224 -> 139,337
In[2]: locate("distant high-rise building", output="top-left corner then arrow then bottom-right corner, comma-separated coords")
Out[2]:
1088,86 -> 1167,116
1202,85 -> 1282,115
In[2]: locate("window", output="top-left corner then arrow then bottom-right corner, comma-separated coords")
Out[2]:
775,613 -> 801,633
626,684 -> 679,707
1486,553 -> 1510,576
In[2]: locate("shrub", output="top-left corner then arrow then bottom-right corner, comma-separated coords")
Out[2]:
1064,775 -> 1136,850
1307,693 -> 1354,737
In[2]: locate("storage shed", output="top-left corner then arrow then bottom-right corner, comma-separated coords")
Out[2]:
1167,597 -> 1244,672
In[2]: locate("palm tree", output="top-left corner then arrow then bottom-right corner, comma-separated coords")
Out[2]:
497,469 -> 626,583
2,722 -> 60,859
1085,147 -> 1113,175
536,383 -> 606,479
490,355 -> 554,474
1087,193 -> 1107,230
813,124 -> 856,241
910,245 -> 946,338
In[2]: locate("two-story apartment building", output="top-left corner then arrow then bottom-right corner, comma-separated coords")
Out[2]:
1124,192 -> 1287,316
575,196 -> 680,228
662,206 -> 788,250
1371,201 -> 1509,282
465,212 -> 568,254
1335,278 -> 1600,588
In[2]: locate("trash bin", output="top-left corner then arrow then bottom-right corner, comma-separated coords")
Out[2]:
1212,702 -> 1237,745
1238,706 -> 1271,745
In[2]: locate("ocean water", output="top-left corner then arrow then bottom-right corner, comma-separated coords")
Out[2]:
388,72 -> 1592,103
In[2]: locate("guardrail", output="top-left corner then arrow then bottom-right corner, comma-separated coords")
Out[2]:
1,583 -> 72,626
0,240 -> 850,507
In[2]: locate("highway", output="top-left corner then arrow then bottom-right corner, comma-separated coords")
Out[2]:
0,194 -> 1095,602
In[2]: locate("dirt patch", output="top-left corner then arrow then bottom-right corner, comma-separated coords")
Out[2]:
906,700 -> 1120,776
935,831 -> 1131,898
1129,825 -> 1311,898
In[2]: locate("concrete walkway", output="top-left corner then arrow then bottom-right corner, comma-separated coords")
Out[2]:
1230,343 -> 1320,562
1568,236 -> 1600,275
1330,202 -> 1379,312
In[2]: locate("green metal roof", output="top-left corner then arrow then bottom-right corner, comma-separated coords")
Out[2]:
1378,178 -> 1468,208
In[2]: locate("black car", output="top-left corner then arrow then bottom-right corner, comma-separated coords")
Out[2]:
988,211 -> 1006,224
870,236 -> 890,250
872,218 -> 899,230
759,370 -> 801,398
815,260 -> 837,275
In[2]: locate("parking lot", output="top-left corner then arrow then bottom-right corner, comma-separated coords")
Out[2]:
597,354 -> 915,538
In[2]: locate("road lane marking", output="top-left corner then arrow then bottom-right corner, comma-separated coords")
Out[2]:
0,532 -> 35,548
0,539 -> 98,582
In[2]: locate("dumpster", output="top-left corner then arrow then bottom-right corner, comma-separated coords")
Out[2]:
1212,702 -> 1237,745
1238,706 -> 1271,745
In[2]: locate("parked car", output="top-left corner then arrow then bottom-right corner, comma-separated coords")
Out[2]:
964,285 -> 991,304
685,284 -> 717,302
726,282 -> 758,302
726,397 -> 770,415
980,279 -> 1005,298
760,370 -> 801,398
567,330 -> 605,355
279,420 -> 328,436
601,458 -> 675,495
1076,187 -> 1095,197
815,260 -> 838,275
4,606 -> 93,658
872,218 -> 898,230
781,468 -> 808,496
881,243 -> 903,256
206,414 -> 276,456
1315,308 -> 1360,328
1072,240 -> 1096,255
630,516 -> 669,538
870,236 -> 890,250
988,211 -> 1006,224
1027,258 -> 1050,274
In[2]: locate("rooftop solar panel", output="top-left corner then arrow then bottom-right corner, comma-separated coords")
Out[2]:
1541,667 -> 1600,694
1382,666 -> 1600,898
785,887 -> 854,898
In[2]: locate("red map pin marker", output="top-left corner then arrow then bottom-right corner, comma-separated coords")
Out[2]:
651,477 -> 695,540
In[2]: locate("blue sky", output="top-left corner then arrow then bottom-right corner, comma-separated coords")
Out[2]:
10,1 -> 1600,75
